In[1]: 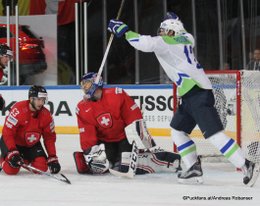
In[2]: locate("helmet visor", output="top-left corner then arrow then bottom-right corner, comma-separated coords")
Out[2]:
81,79 -> 93,94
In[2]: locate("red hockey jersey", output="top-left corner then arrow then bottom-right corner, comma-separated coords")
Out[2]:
76,87 -> 142,151
2,100 -> 57,157
0,68 -> 3,81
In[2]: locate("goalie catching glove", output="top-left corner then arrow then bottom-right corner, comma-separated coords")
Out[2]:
74,144 -> 109,174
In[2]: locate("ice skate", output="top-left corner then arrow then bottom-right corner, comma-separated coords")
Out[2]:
178,157 -> 203,184
243,159 -> 260,187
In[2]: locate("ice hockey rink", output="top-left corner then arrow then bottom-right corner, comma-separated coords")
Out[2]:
0,135 -> 260,206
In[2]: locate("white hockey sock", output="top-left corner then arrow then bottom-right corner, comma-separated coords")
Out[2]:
208,131 -> 245,168
172,129 -> 197,169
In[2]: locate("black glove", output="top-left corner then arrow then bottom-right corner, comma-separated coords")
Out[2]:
6,150 -> 23,168
0,95 -> 5,110
47,156 -> 61,174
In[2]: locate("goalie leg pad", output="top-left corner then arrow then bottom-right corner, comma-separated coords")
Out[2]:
120,150 -> 181,174
73,152 -> 91,174
151,149 -> 182,171
74,148 -> 110,175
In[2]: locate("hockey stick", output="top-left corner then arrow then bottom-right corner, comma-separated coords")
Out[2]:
109,105 -> 155,178
21,163 -> 71,184
109,141 -> 138,178
95,0 -> 126,84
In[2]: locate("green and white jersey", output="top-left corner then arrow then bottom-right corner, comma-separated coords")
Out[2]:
125,31 -> 212,96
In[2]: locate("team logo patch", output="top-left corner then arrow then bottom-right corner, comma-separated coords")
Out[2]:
24,132 -> 41,146
96,113 -> 113,128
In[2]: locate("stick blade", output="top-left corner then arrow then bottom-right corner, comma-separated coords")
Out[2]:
60,173 -> 72,184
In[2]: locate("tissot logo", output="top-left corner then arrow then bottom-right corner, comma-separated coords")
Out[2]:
1,95 -> 173,117
131,95 -> 173,111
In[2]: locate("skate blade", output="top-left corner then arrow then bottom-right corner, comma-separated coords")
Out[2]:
247,163 -> 260,187
178,176 -> 204,185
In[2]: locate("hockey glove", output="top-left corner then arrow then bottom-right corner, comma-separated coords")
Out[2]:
47,156 -> 61,174
108,19 -> 128,38
6,150 -> 23,168
0,95 -> 5,110
84,144 -> 109,174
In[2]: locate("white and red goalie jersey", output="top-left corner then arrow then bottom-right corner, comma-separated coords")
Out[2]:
76,87 -> 142,152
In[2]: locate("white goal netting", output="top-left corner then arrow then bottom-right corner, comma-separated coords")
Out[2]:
241,71 -> 260,163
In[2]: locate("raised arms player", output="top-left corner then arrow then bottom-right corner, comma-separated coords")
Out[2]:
73,72 -> 181,175
0,85 -> 61,175
107,12 -> 259,186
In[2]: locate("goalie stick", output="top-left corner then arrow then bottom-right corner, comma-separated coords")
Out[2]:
109,104 -> 154,178
21,163 -> 71,184
109,141 -> 138,178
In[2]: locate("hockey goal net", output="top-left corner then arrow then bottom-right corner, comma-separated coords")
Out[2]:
173,70 -> 260,163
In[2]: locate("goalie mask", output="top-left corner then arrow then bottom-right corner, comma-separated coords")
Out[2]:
81,72 -> 103,100
158,19 -> 186,36
28,85 -> 48,104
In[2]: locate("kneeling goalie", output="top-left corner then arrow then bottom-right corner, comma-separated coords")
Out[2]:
73,72 -> 181,175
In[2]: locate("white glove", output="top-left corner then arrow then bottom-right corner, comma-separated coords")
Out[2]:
84,144 -> 109,174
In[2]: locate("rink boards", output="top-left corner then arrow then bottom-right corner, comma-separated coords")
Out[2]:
0,85 -> 174,136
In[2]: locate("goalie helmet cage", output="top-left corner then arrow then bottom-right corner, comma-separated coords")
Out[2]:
173,70 -> 260,163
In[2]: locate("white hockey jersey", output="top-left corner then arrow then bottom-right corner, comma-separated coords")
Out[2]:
125,31 -> 212,96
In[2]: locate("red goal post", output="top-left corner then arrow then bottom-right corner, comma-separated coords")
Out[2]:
173,70 -> 260,162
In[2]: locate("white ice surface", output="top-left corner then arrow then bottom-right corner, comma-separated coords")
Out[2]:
0,135 -> 260,206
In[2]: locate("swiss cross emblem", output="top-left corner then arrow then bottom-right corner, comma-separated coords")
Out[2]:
97,113 -> 112,128
25,132 -> 41,146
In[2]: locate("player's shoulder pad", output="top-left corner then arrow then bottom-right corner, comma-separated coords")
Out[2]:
41,107 -> 53,119
76,99 -> 90,115
173,35 -> 192,44
6,101 -> 27,126
9,100 -> 28,116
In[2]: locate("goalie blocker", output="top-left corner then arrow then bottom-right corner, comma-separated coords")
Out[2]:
125,119 -> 156,149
